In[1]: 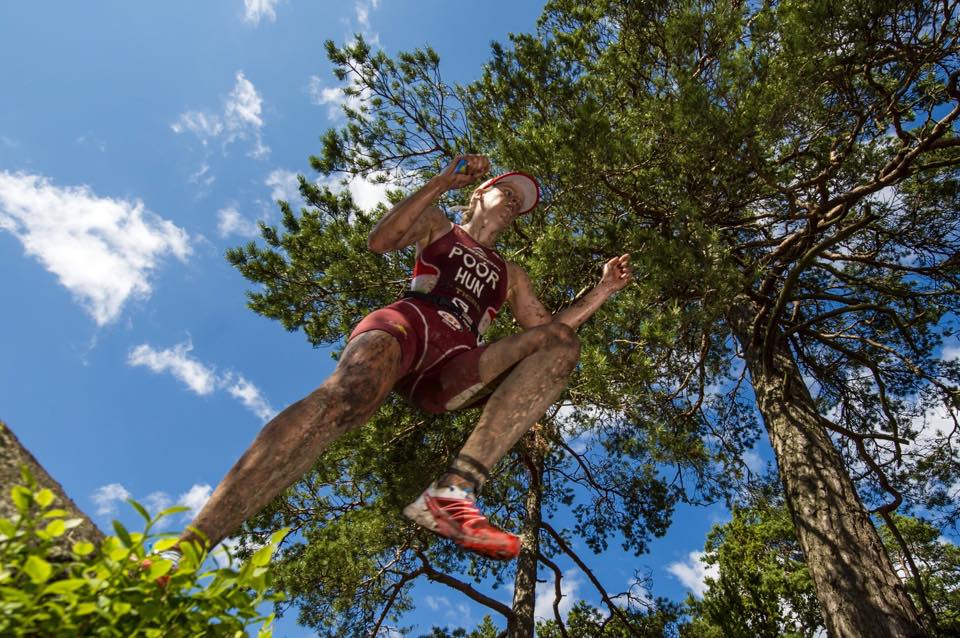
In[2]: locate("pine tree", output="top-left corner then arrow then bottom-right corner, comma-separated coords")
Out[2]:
227,1 -> 960,635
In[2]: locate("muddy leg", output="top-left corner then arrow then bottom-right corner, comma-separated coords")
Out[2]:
182,330 -> 402,549
439,323 -> 580,489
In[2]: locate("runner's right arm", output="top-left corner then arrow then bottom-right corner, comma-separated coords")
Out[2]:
367,155 -> 489,253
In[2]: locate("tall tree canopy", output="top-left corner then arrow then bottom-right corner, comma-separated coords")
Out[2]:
227,0 -> 960,636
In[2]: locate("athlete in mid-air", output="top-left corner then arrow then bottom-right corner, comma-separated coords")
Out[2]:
172,155 -> 631,560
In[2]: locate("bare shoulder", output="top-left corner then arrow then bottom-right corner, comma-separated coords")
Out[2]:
417,206 -> 454,247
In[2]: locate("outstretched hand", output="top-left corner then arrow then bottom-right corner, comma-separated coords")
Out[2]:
441,154 -> 490,190
600,254 -> 632,293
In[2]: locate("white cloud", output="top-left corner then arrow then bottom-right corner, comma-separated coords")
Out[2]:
226,72 -> 264,131
0,135 -> 18,148
0,171 -> 191,325
243,0 -> 281,25
742,449 -> 765,473
307,74 -> 366,121
128,339 -> 218,395
346,174 -> 391,211
265,169 -> 301,204
128,338 -> 277,421
172,71 -> 269,159
92,483 -> 132,515
189,163 -> 215,188
316,172 -> 391,212
224,373 -> 277,421
667,550 -> 719,598
171,111 -> 224,138
425,595 -> 449,611
178,483 -> 213,519
534,569 -> 581,621
356,0 -> 376,30
217,206 -> 260,238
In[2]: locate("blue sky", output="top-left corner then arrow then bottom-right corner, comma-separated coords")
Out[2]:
0,1 -> 766,635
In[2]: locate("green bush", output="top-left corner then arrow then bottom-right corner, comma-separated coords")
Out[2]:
0,470 -> 287,637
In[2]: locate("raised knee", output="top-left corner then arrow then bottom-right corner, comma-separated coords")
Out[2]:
541,322 -> 579,350
537,323 -> 581,370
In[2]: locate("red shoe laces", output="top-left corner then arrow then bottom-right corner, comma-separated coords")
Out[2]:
434,495 -> 492,529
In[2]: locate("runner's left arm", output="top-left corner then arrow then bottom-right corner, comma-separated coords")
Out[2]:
508,255 -> 632,330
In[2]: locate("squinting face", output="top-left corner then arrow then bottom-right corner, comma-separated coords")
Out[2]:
477,182 -> 522,224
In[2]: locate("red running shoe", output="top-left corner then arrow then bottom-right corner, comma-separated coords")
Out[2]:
403,483 -> 520,560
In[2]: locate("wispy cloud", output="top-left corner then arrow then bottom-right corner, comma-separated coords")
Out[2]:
178,483 -> 213,519
667,550 -> 719,598
217,206 -> 260,238
128,339 -> 218,395
127,338 -> 277,421
307,73 -> 366,121
0,171 -> 191,325
355,0 -> 380,32
75,134 -> 107,152
91,483 -> 132,516
172,71 -> 270,159
265,169 -> 301,204
243,0 -> 282,25
223,373 -> 276,421
189,163 -> 216,188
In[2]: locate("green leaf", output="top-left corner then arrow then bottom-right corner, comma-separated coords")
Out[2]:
158,505 -> 190,518
10,486 -> 31,513
43,578 -> 87,595
0,518 -> 16,538
146,559 -> 173,581
0,585 -> 31,603
128,498 -> 151,524
269,527 -> 290,547
75,602 -> 97,616
152,537 -> 180,552
112,520 -> 133,547
250,544 -> 273,568
42,508 -> 70,518
108,547 -> 129,562
44,519 -> 66,537
257,612 -> 275,638
35,488 -> 55,508
72,541 -> 95,556
23,555 -> 52,584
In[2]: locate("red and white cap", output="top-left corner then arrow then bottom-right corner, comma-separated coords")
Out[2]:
477,172 -> 540,215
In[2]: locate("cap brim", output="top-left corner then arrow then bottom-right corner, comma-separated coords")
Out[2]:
481,172 -> 540,214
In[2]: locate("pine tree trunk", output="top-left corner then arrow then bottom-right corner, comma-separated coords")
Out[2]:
507,427 -> 546,638
0,420 -> 104,557
726,302 -> 928,638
